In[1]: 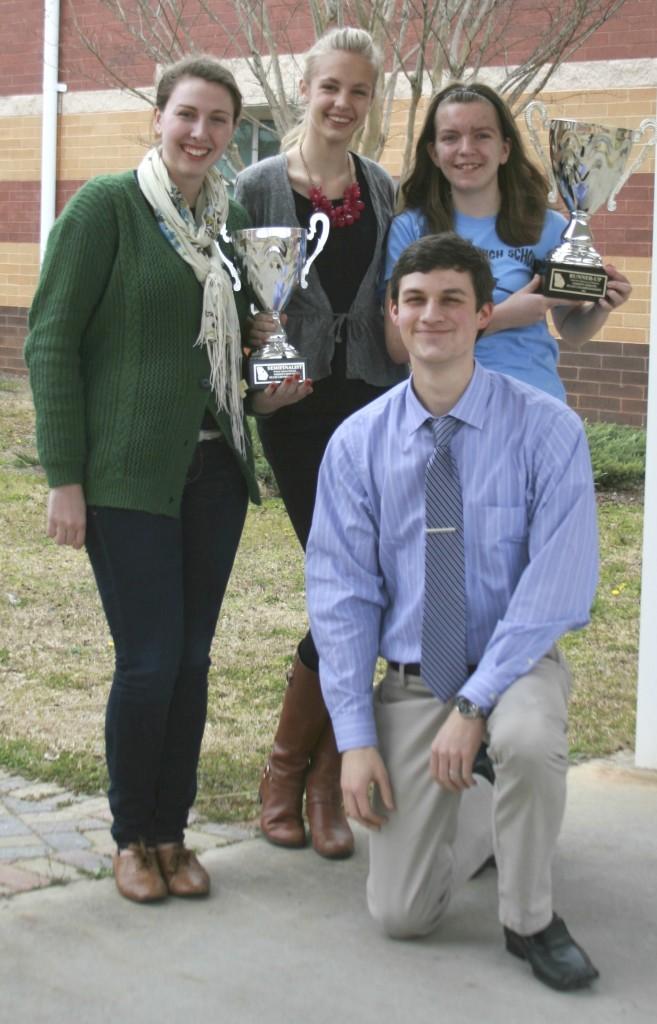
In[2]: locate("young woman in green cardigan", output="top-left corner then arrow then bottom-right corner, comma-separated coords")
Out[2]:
25,55 -> 305,905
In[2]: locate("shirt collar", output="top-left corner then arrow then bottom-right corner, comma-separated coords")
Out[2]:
403,360 -> 491,445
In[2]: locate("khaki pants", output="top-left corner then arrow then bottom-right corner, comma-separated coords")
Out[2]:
367,649 -> 571,937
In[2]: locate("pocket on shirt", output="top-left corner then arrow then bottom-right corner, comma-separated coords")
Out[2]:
470,505 -> 526,543
467,505 -> 528,588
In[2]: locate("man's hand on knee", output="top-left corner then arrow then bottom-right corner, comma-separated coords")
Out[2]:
430,711 -> 485,792
341,747 -> 395,830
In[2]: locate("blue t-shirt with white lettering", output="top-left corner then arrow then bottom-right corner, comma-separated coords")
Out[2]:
383,208 -> 567,399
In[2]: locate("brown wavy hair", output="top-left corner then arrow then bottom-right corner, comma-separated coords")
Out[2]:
155,54 -> 242,121
399,82 -> 548,246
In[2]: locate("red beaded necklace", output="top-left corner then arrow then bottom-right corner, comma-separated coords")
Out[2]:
299,142 -> 365,228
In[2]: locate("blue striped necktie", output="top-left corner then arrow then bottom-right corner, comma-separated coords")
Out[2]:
421,416 -> 468,702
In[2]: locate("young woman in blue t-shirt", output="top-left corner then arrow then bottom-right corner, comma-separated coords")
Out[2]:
383,82 -> 631,399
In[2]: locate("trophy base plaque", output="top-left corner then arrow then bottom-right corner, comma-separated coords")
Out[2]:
538,261 -> 608,302
248,356 -> 307,390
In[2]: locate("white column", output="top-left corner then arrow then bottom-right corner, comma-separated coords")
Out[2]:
635,92 -> 657,768
40,0 -> 61,263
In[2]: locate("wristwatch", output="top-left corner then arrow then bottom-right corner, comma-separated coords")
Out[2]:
455,696 -> 486,720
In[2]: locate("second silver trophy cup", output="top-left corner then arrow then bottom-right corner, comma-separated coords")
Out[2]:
525,102 -> 656,301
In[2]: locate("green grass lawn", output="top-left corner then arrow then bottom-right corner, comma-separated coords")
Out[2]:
0,376 -> 645,822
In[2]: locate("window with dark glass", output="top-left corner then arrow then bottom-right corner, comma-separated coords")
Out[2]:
218,115 -> 280,193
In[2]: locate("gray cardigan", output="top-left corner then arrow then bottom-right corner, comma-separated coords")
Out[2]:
234,153 -> 407,388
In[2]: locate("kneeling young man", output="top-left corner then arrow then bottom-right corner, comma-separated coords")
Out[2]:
305,234 -> 600,992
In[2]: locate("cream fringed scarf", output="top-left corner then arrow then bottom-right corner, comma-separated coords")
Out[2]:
137,148 -> 246,457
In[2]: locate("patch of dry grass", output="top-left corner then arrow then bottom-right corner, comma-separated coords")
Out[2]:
564,492 -> 643,757
0,376 -> 645,822
1,377 -> 306,820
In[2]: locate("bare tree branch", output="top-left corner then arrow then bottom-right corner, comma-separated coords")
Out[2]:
68,0 -> 630,177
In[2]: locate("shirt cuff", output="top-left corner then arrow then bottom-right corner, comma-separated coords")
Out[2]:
331,708 -> 379,753
459,673 -> 501,715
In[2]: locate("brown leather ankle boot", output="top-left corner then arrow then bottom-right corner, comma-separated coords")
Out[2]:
156,842 -> 210,897
112,842 -> 168,903
306,721 -> 354,860
259,655 -> 329,848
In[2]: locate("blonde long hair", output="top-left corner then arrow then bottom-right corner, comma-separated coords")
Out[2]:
281,27 -> 382,152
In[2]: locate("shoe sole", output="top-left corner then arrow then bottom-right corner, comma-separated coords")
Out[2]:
114,884 -> 168,904
166,886 -> 210,898
310,839 -> 355,860
260,829 -> 307,849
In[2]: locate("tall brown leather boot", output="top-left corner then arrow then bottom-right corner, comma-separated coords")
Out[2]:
259,654 -> 329,848
305,721 -> 355,860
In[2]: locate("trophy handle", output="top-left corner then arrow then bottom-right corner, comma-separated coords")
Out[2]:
215,224 -> 242,292
607,118 -> 657,212
300,211 -> 331,289
524,101 -> 559,205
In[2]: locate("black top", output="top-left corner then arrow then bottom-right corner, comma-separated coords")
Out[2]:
293,153 -> 377,315
289,154 -> 387,416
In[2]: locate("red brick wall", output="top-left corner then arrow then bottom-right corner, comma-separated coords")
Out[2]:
593,174 -> 654,260
60,0 -> 315,93
0,181 -> 88,244
560,340 -> 649,426
4,0 -> 655,95
0,307 -> 29,376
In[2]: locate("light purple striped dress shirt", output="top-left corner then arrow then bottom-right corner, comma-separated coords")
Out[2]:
306,361 -> 599,752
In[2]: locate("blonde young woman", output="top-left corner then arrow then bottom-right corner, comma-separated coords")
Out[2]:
25,55 -> 300,904
235,28 -> 406,859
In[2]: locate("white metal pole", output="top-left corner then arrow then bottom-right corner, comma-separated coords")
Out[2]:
40,0 -> 61,263
635,90 -> 657,768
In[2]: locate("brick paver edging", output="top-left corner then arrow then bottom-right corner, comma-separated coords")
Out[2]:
0,770 -> 255,897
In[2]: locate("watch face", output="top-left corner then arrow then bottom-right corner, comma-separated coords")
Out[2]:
456,697 -> 481,718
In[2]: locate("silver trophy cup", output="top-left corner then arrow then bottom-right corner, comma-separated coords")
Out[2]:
216,212 -> 330,388
525,102 -> 656,300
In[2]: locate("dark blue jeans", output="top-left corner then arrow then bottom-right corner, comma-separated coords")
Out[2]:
85,439 -> 248,847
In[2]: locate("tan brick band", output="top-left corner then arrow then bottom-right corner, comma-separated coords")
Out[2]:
0,110 -> 152,182
0,116 -> 41,181
0,244 -> 39,307
590,256 -> 651,344
58,110 -> 153,179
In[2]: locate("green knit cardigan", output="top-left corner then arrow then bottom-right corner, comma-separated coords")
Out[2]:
24,172 -> 260,515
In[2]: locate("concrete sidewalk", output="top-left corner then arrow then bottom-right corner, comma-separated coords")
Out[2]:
1,754 -> 656,1023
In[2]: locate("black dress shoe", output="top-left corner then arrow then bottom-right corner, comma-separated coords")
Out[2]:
504,914 -> 600,991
